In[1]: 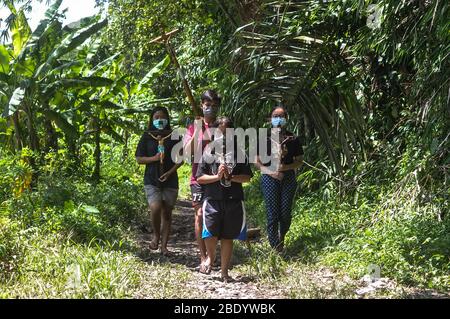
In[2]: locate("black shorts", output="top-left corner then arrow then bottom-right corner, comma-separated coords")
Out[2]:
190,183 -> 204,207
202,199 -> 247,240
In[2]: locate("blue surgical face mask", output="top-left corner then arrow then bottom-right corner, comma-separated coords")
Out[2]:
153,118 -> 168,130
271,117 -> 287,127
202,103 -> 219,117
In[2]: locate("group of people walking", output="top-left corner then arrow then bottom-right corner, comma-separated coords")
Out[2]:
135,90 -> 303,282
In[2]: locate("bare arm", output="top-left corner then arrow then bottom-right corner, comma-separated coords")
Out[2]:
255,156 -> 275,174
197,164 -> 225,184
169,162 -> 183,173
159,162 -> 184,182
197,174 -> 221,185
136,153 -> 161,165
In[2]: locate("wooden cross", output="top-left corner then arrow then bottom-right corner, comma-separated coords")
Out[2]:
150,29 -> 201,116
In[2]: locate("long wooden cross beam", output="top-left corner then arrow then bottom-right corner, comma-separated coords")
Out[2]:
150,29 -> 201,116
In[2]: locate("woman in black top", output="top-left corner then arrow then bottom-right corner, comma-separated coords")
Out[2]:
135,106 -> 182,256
255,106 -> 304,252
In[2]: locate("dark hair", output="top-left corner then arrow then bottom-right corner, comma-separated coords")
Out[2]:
148,106 -> 171,130
212,116 -> 233,128
270,105 -> 288,118
201,89 -> 221,105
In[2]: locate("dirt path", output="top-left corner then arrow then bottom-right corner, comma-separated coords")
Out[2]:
136,199 -> 285,298
135,200 -> 449,299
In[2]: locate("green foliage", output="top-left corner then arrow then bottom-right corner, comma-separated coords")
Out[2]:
0,230 -> 142,298
245,159 -> 449,291
244,171 -> 267,228
104,0 -> 234,117
0,148 -> 33,199
176,163 -> 192,200
0,1 -> 173,176
0,206 -> 22,277
0,0 -> 448,298
241,241 -> 288,280
0,144 -> 148,296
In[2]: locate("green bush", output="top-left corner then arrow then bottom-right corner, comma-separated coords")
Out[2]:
0,149 -> 33,202
0,147 -> 147,297
0,229 -> 141,298
245,166 -> 449,291
284,185 -> 450,290
0,208 -> 22,278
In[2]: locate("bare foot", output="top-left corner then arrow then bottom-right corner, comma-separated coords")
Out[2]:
198,255 -> 208,270
199,261 -> 211,275
221,274 -> 234,283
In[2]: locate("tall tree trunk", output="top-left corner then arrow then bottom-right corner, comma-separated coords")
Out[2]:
24,103 -> 40,153
44,117 -> 58,153
67,138 -> 79,171
22,103 -> 40,189
42,103 -> 58,153
92,117 -> 101,182
122,130 -> 129,161
11,112 -> 23,152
